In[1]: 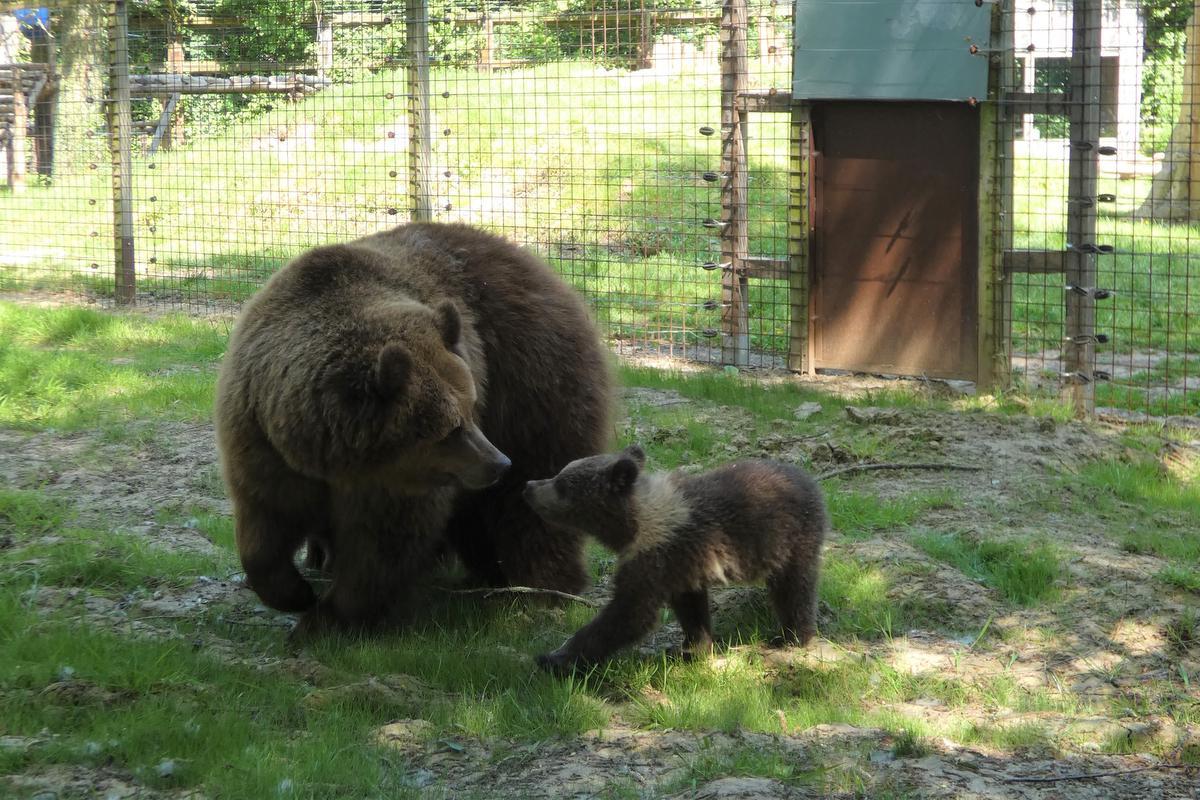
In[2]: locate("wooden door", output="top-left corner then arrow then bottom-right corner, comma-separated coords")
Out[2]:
809,102 -> 979,380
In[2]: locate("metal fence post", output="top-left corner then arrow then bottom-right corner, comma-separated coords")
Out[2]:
108,0 -> 136,304
407,0 -> 434,222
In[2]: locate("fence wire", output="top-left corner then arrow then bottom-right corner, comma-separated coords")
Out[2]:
1,1 -> 1199,414
1000,0 -> 1199,417
1,0 -> 793,369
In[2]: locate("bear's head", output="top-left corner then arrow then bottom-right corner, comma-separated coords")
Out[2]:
523,444 -> 645,549
316,296 -> 510,492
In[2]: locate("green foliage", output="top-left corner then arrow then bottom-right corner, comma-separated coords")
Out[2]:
209,0 -> 316,68
1140,0 -> 1192,154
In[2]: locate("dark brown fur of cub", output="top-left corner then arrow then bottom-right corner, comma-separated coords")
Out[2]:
215,222 -> 612,635
524,447 -> 826,673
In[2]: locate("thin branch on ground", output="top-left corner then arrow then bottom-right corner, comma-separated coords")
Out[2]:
444,585 -> 600,607
1005,764 -> 1189,783
815,462 -> 985,481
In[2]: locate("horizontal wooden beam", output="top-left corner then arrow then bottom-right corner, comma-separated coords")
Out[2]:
743,256 -> 789,280
1003,249 -> 1068,275
1003,91 -> 1072,116
738,89 -> 792,114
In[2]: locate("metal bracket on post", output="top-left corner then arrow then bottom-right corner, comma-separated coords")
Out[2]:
108,0 -> 136,305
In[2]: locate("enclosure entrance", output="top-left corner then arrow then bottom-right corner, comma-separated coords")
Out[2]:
808,102 -> 980,381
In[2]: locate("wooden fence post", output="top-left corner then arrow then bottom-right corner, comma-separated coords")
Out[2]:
1062,0 -> 1102,414
108,0 -> 136,304
407,0 -> 434,222
786,102 -> 810,373
719,0 -> 750,366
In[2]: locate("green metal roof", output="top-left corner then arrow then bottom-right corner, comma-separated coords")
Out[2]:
792,0 -> 992,101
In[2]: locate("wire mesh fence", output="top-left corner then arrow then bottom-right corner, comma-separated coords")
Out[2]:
1000,0 -> 1199,417
0,0 -> 794,369
1,0 -> 1199,415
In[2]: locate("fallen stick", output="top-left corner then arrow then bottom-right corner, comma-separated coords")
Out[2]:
445,585 -> 600,607
816,462 -> 984,481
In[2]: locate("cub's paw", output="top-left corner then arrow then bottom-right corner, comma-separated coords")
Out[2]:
665,641 -> 714,662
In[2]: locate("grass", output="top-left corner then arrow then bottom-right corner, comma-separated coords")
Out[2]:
2,60 -> 1199,414
826,486 -> 958,541
909,531 -> 1063,606
0,304 -> 225,431
0,302 -> 1196,796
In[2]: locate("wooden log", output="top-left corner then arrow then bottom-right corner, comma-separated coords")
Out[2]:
147,92 -> 179,155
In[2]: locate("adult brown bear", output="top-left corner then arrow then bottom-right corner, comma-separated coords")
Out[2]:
215,223 -> 612,635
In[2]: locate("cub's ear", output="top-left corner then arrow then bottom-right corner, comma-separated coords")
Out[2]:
621,444 -> 646,466
608,456 -> 640,494
374,343 -> 411,398
434,299 -> 461,350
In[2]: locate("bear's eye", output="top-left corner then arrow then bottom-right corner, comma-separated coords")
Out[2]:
444,424 -> 464,441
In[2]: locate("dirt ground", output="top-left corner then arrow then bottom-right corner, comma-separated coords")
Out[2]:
2,372 -> 1199,798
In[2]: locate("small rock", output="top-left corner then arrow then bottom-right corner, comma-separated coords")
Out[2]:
277,778 -> 294,795
156,758 -> 177,778
376,718 -> 435,750
793,401 -> 822,421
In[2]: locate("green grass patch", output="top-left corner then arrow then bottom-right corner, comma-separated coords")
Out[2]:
827,486 -> 958,540
0,303 -> 223,430
910,531 -> 1062,606
1159,564 -> 1200,593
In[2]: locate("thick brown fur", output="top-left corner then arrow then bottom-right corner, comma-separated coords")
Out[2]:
524,446 -> 827,673
215,222 -> 612,635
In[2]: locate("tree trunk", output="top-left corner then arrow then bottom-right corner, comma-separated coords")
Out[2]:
1137,0 -> 1200,219
54,2 -> 109,174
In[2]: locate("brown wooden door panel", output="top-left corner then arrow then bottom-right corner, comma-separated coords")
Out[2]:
810,102 -> 979,380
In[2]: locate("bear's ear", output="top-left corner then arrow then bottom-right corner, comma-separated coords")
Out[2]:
374,343 -> 411,398
434,299 -> 461,350
621,444 -> 646,466
608,456 -> 640,494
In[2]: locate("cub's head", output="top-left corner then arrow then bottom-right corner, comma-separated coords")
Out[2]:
317,295 -> 509,492
523,445 -> 645,549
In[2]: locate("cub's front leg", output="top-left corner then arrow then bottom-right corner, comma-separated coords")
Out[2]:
537,561 -> 665,675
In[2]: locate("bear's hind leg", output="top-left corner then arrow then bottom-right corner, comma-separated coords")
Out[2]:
766,555 -> 821,647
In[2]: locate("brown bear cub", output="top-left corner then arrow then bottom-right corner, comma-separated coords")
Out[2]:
215,222 -> 611,636
523,446 -> 827,674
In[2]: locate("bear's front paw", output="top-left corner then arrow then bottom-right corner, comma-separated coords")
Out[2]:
288,603 -> 347,644
535,649 -> 582,676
